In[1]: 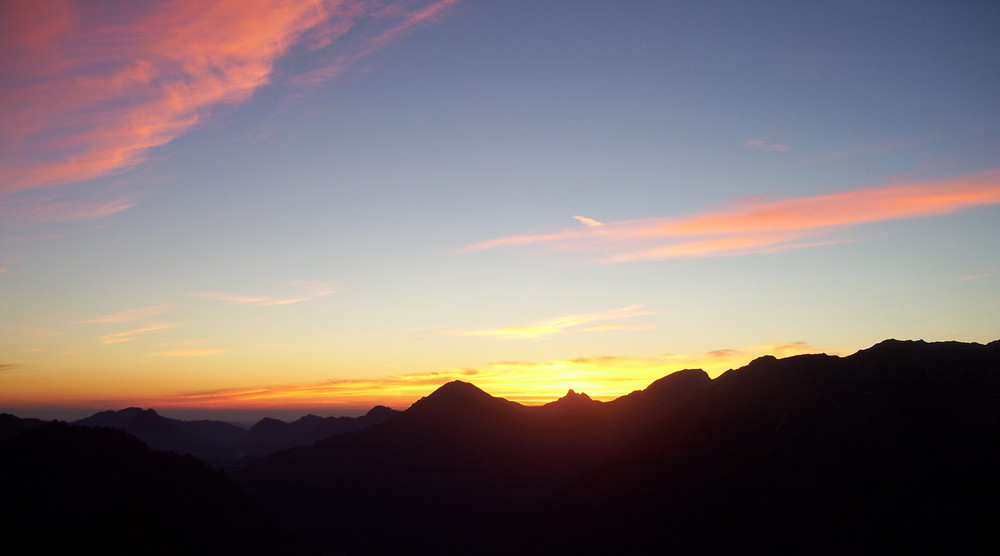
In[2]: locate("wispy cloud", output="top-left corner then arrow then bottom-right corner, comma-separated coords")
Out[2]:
192,281 -> 335,306
147,348 -> 225,358
573,215 -> 604,227
99,323 -> 178,345
291,0 -> 460,86
443,305 -> 657,340
957,272 -> 995,281
0,0 -> 459,204
744,137 -> 790,152
124,342 -> 838,410
1,190 -> 136,223
81,305 -> 172,323
460,170 -> 1000,262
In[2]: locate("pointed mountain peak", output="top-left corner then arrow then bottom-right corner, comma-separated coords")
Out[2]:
249,417 -> 288,435
405,380 -> 523,418
554,389 -> 596,405
540,388 -> 600,413
423,380 -> 492,403
365,405 -> 398,419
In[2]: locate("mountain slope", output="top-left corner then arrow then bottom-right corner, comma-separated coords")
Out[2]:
0,422 -> 313,555
239,339 -> 1000,554
238,373 -> 718,553
544,339 -> 1000,553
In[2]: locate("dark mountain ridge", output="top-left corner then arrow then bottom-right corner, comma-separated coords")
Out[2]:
3,339 -> 997,554
238,338 -> 1000,554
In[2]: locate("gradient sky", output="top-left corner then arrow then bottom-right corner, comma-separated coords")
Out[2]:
2,1 -> 999,421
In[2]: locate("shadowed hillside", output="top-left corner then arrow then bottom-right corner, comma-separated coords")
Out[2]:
0,422 -> 314,555
239,339 -> 1000,554
4,339 -> 998,554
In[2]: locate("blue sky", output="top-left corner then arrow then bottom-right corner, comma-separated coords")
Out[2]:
2,1 -> 998,420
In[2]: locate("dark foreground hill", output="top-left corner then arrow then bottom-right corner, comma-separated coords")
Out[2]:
0,422 -> 313,555
238,339 -> 1000,554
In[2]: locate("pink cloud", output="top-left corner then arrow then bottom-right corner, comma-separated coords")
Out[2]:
460,170 -> 1000,262
744,137 -> 791,152
0,1 -> 459,197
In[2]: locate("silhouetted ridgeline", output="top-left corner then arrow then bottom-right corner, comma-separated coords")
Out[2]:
237,339 -> 1000,554
2,339 -> 998,554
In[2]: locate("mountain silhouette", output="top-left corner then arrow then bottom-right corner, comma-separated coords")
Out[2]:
0,413 -> 45,443
71,405 -> 399,467
237,339 -> 1000,554
0,422 -> 313,555
238,368 -> 726,552
5,339 -> 998,553
73,407 -> 244,465
236,405 -> 400,457
543,338 -> 1000,553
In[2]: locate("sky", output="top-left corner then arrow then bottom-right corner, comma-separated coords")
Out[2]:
2,0 -> 999,422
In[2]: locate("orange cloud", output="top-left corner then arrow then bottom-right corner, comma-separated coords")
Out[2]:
0,0 -> 459,197
98,323 -> 178,345
461,170 -> 1000,262
444,305 -> 657,340
81,305 -> 172,323
147,348 -> 225,357
125,342 -> 840,410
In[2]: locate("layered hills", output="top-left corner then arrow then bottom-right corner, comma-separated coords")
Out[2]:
69,405 -> 400,467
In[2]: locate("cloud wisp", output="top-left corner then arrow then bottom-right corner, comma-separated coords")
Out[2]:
98,323 -> 178,345
81,305 -> 173,324
0,1 -> 459,198
192,281 -> 336,307
443,305 -> 657,340
460,170 -> 1000,262
147,348 -> 226,358
744,137 -> 791,152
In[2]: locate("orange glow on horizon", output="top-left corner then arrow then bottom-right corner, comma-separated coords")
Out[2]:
98,342 -> 839,412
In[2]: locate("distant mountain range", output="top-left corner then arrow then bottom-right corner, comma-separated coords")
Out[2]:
3,339 -> 999,554
64,404 -> 401,467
